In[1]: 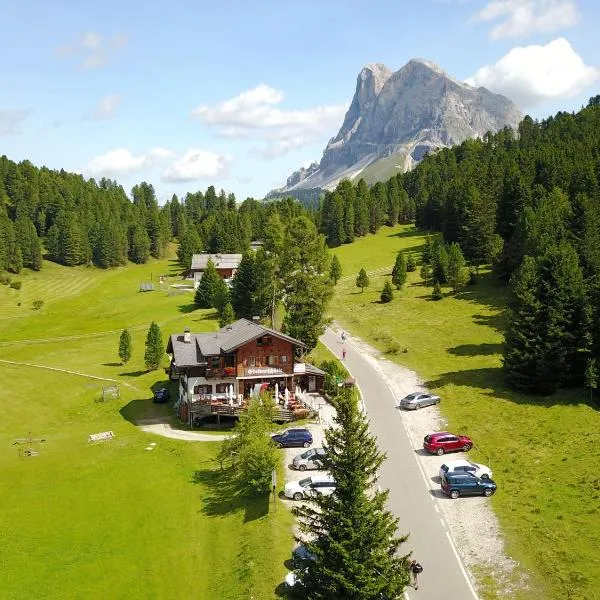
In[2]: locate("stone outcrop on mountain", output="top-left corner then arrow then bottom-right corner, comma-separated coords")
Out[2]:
270,59 -> 523,196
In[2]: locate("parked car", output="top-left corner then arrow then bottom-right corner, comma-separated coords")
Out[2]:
152,388 -> 170,403
399,392 -> 440,410
441,472 -> 497,499
284,474 -> 336,500
272,428 -> 313,448
292,544 -> 317,567
439,459 -> 492,481
292,448 -> 326,471
423,432 -> 473,455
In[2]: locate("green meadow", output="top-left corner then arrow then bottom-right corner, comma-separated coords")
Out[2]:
0,255 -> 294,600
332,225 -> 600,600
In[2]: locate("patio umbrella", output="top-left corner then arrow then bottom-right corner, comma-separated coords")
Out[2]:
285,387 -> 290,403
228,384 -> 234,405
275,383 -> 279,401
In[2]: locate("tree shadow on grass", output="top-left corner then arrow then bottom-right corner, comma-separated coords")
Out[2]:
191,468 -> 270,522
424,366 -> 591,408
386,227 -> 421,239
177,303 -> 198,314
119,370 -> 147,377
103,362 -> 123,367
447,343 -> 503,357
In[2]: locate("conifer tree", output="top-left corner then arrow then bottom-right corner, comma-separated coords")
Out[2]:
406,253 -> 416,272
391,252 -> 407,289
219,302 -> 235,327
447,243 -> 466,293
118,329 -> 132,364
356,268 -> 369,292
194,259 -> 220,308
230,252 -> 257,318
420,263 -> 432,286
213,277 -> 230,314
329,254 -> 342,285
294,388 -> 410,599
431,281 -> 443,300
381,279 -> 394,303
144,321 -> 164,371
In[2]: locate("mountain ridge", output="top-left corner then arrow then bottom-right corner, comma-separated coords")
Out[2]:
268,59 -> 523,197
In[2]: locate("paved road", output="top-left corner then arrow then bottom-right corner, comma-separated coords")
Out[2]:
321,328 -> 479,600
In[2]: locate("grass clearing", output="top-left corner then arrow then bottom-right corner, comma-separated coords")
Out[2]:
332,224 -> 600,600
0,255 -> 294,599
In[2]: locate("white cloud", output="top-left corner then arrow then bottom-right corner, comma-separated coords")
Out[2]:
472,0 -> 580,39
465,38 -> 599,108
89,94 -> 122,120
82,147 -> 173,178
0,109 -> 31,136
162,149 -> 232,182
57,32 -> 127,69
192,84 -> 348,159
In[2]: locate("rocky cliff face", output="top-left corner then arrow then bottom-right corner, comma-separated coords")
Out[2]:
270,59 -> 523,195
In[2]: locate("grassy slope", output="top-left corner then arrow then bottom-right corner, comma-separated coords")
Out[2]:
332,225 -> 600,600
0,256 -> 293,600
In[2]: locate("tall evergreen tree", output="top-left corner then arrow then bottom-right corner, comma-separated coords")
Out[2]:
391,252 -> 407,289
144,321 -> 164,371
294,388 -> 410,599
230,252 -> 257,319
219,302 -> 235,328
329,254 -> 342,285
446,243 -> 466,293
194,259 -> 221,308
118,329 -> 132,364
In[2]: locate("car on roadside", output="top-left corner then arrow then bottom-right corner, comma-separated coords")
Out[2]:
284,474 -> 336,501
439,459 -> 492,481
441,472 -> 497,499
292,544 -> 317,567
152,388 -> 170,403
423,432 -> 473,455
272,428 -> 313,448
292,448 -> 326,471
399,392 -> 440,410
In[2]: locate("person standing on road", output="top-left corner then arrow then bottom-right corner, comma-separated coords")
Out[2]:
341,331 -> 346,342
342,347 -> 347,360
410,559 -> 423,590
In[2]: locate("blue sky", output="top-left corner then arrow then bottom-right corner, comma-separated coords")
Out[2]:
1,0 -> 598,202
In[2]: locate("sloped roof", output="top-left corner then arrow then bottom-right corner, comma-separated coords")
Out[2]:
294,362 -> 326,376
167,318 -> 307,366
190,253 -> 243,271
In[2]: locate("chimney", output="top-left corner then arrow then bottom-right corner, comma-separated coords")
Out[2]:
252,316 -> 260,322
226,325 -> 233,332
183,328 -> 191,343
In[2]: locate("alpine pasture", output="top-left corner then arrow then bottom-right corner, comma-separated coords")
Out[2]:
331,224 -> 600,600
0,255 -> 293,600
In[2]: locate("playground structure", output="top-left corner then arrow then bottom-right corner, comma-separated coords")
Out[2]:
14,432 -> 46,457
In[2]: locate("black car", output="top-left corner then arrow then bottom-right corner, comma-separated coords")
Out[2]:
271,428 -> 313,448
152,388 -> 170,403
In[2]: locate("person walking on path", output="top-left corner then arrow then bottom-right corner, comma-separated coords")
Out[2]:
410,559 -> 423,590
342,347 -> 347,360
341,331 -> 346,342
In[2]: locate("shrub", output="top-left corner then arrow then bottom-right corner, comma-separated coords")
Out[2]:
0,274 -> 11,285
406,254 -> 417,272
10,281 -> 22,290
32,299 -> 44,310
431,282 -> 443,301
380,280 -> 394,303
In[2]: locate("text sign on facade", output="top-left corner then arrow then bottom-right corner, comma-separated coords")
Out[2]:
246,367 -> 285,376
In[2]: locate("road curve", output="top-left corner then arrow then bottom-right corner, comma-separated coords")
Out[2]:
321,327 -> 479,600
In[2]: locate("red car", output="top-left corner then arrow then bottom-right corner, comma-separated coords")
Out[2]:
423,432 -> 473,456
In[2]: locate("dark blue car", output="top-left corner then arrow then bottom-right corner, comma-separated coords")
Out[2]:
271,428 -> 313,448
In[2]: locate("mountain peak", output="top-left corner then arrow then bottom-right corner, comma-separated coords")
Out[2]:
270,59 -> 523,196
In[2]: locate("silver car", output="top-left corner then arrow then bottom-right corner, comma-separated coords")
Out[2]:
399,392 -> 441,410
292,448 -> 326,471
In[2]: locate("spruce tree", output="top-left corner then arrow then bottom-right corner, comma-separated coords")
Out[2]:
118,329 -> 132,364
329,255 -> 342,285
194,259 -> 220,308
356,268 -> 369,292
381,279 -> 394,303
420,263 -> 432,286
219,302 -> 235,327
391,252 -> 407,289
213,277 -> 230,314
144,321 -> 164,371
230,252 -> 257,319
447,243 -> 466,293
294,388 -> 410,599
406,253 -> 416,272
431,281 -> 443,300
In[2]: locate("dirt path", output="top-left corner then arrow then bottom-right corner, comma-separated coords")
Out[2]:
136,419 -> 229,442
